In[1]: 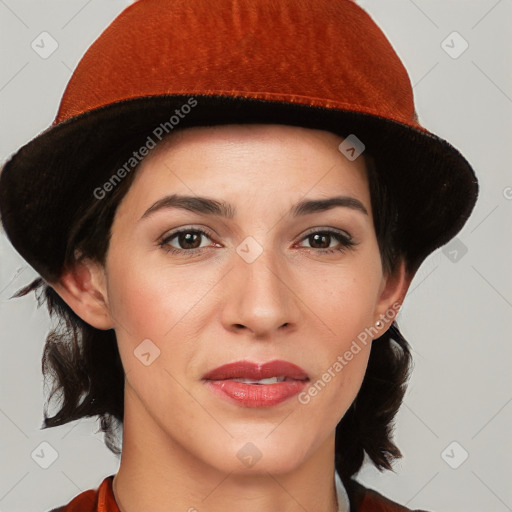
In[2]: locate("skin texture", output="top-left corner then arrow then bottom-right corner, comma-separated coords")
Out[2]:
53,124 -> 411,512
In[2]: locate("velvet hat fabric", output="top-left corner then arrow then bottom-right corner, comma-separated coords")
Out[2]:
0,0 -> 478,283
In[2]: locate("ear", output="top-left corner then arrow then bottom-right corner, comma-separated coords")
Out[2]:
50,257 -> 114,330
372,259 -> 412,336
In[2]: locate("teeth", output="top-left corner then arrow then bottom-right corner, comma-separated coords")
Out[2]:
232,376 -> 287,384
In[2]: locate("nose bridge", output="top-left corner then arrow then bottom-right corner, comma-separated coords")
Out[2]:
224,234 -> 298,335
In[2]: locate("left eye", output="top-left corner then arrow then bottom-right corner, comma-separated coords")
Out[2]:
297,230 -> 356,253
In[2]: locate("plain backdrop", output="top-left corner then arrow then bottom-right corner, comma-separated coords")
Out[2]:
1,1 -> 511,511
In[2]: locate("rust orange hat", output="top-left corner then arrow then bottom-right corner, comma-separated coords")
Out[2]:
0,0 -> 478,282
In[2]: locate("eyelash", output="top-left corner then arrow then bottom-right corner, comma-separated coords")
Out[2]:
158,227 -> 357,257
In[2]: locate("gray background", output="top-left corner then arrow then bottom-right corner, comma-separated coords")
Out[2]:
1,1 -> 511,511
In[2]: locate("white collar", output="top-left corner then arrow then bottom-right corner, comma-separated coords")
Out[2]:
335,469 -> 350,512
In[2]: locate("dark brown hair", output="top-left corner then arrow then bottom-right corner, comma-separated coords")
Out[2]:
9,127 -> 412,485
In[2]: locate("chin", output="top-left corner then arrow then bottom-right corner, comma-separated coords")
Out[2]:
201,433 -> 313,476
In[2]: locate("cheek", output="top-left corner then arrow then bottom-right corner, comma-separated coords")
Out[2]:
303,259 -> 382,338
296,255 -> 380,415
297,340 -> 371,449
106,252 -> 201,339
104,252 -> 216,384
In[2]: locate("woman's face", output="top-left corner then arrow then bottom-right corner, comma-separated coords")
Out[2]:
88,124 -> 405,475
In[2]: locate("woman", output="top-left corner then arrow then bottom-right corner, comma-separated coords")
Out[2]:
0,0 -> 478,511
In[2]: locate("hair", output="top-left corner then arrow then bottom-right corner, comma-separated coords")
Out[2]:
9,126 -> 412,484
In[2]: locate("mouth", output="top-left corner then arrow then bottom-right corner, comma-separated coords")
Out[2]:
202,360 -> 309,408
202,359 -> 309,381
228,376 -> 296,384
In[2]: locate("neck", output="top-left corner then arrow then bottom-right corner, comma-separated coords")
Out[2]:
112,385 -> 344,512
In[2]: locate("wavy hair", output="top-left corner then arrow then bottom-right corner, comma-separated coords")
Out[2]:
8,128 -> 412,483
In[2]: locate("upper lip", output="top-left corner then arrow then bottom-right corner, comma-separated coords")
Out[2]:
202,360 -> 309,381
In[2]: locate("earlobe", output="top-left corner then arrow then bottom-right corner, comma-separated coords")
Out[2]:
50,258 -> 114,330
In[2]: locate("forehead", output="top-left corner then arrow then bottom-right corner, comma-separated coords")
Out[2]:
117,124 -> 372,218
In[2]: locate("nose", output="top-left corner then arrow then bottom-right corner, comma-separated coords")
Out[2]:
221,244 -> 300,338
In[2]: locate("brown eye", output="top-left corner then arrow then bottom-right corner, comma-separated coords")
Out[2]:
299,229 -> 356,254
159,228 -> 214,255
173,231 -> 204,250
308,232 -> 332,249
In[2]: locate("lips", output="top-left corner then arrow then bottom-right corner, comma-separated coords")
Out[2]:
202,360 -> 309,381
202,360 -> 310,408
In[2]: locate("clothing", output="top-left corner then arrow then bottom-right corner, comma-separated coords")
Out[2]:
48,471 -> 430,512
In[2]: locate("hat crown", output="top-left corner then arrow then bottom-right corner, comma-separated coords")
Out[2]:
56,0 -> 417,125
0,0 -> 478,283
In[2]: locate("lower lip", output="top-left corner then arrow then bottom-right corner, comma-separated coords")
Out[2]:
204,379 -> 308,408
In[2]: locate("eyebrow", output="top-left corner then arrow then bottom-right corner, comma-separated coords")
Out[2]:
139,194 -> 368,221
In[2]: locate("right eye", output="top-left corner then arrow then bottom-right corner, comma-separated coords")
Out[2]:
158,228 -> 216,255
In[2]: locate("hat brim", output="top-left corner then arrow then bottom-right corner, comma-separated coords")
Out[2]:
0,94 -> 478,281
